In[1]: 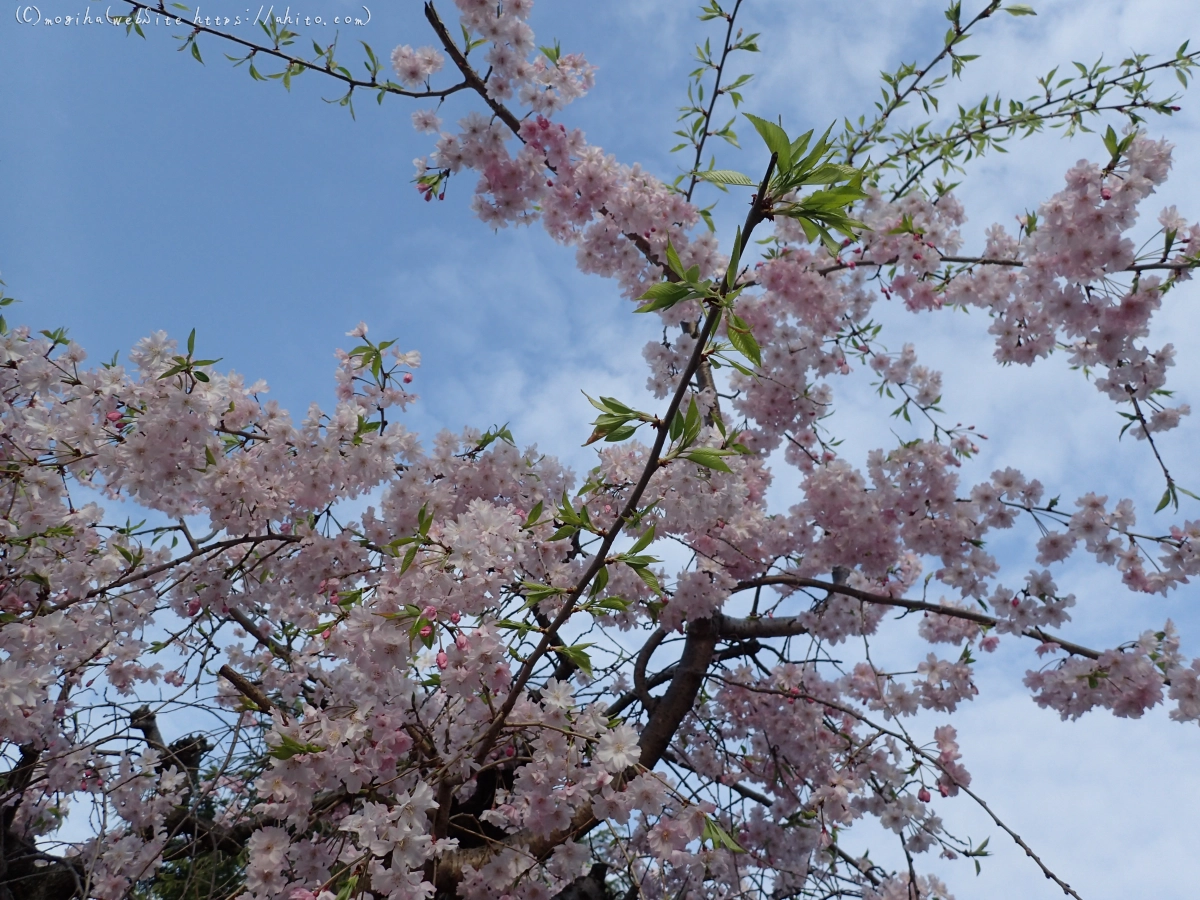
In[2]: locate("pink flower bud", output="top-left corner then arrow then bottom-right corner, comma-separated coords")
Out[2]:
403,373 -> 414,384
450,612 -> 461,624
420,625 -> 432,637
436,651 -> 448,669
105,410 -> 122,423
423,605 -> 438,619
1101,187 -> 1113,201
918,787 -> 931,803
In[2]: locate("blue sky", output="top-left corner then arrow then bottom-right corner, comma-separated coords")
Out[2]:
5,0 -> 1200,896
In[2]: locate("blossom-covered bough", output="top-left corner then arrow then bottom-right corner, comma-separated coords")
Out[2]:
3,2 -> 1200,899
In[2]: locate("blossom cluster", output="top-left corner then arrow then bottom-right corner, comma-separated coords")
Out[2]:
4,3 -> 1200,900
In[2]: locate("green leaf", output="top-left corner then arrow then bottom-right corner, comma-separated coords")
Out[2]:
588,565 -> 610,598
1002,4 -> 1036,14
635,281 -> 693,313
523,500 -> 545,529
603,424 -> 637,442
556,643 -> 595,677
788,128 -> 814,163
634,566 -> 664,596
669,408 -> 685,441
334,876 -> 360,900
697,169 -> 757,187
791,124 -> 835,176
684,448 -> 734,473
682,396 -> 702,447
726,225 -> 744,289
702,815 -> 746,852
399,544 -> 419,576
800,162 -> 861,185
744,113 -> 791,172
591,395 -> 635,415
665,239 -> 685,278
726,313 -> 762,367
628,523 -> 656,555
268,734 -> 324,760
522,580 -> 567,604
1102,124 -> 1120,158
638,282 -> 693,302
191,40 -> 204,65
593,596 -> 631,612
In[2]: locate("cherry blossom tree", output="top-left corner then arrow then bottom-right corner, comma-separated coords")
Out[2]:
3,2 -> 1200,900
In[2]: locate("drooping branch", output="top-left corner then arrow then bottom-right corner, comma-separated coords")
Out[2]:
661,748 -> 885,889
789,687 -> 1085,900
115,0 -> 472,102
723,575 -> 1104,661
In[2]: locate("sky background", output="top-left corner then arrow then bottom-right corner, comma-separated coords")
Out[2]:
4,0 -> 1200,896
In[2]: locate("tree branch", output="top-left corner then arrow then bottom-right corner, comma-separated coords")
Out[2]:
723,575 -> 1103,661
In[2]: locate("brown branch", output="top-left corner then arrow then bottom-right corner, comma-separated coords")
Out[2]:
806,254 -> 1195,280
226,607 -> 294,664
218,664 -> 286,720
424,2 -> 523,136
632,626 -> 667,713
78,532 -> 302,604
607,635 -> 762,717
805,689 -> 1084,900
844,1 -> 1004,166
118,0 -> 470,101
683,0 -> 746,204
723,575 -> 1102,661
637,618 -> 719,768
470,156 -> 779,765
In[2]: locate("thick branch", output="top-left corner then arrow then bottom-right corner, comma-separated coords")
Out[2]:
637,618 -> 718,768
218,664 -> 288,719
